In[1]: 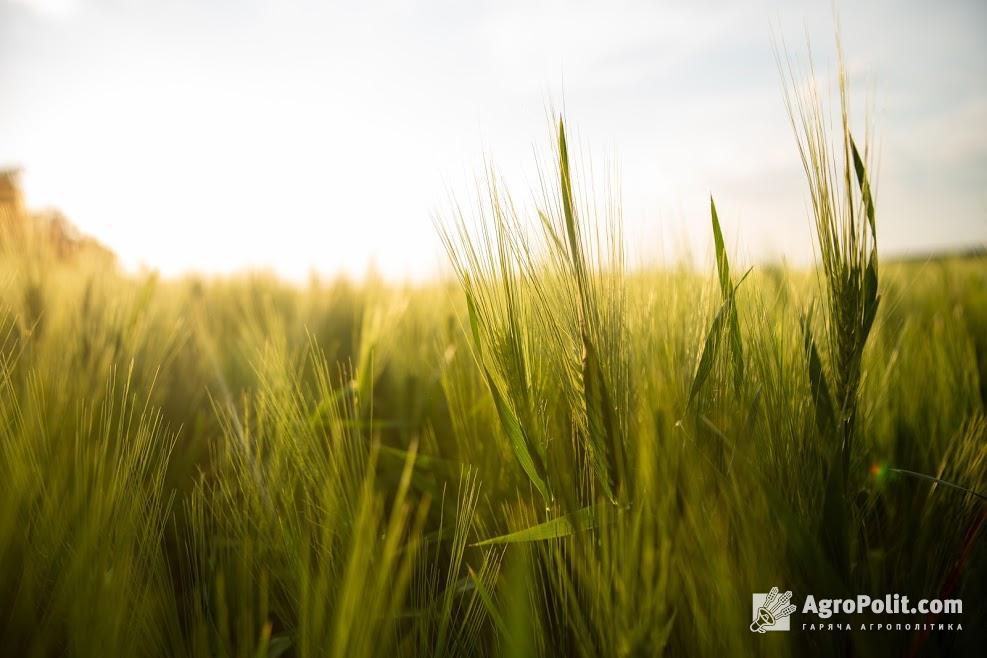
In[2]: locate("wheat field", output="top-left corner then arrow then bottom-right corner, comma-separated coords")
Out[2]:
0,55 -> 985,658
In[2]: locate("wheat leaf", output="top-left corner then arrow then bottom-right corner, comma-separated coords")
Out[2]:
464,284 -> 552,502
474,506 -> 598,546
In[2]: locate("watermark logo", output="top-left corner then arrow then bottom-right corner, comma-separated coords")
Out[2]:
751,587 -> 796,632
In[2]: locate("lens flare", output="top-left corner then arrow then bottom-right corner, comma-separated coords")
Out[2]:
870,461 -> 889,484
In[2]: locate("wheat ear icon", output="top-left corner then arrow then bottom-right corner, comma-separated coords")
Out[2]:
751,587 -> 796,633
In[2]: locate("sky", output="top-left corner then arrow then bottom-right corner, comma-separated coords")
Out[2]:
1,0 -> 985,280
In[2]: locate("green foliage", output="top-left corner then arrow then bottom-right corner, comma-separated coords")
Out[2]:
463,276 -> 551,503
0,40 -> 985,658
710,197 -> 746,390
474,505 -> 600,546
781,42 -> 885,598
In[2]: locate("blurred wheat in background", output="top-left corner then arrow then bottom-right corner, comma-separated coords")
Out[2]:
0,42 -> 985,658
